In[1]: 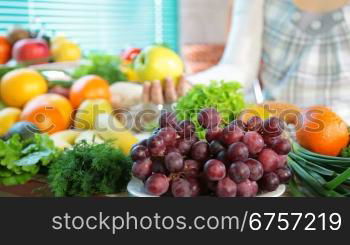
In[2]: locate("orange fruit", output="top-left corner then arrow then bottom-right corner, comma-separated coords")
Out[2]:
296,105 -> 349,156
0,36 -> 11,64
0,68 -> 48,108
240,101 -> 302,125
21,93 -> 73,134
69,75 -> 111,108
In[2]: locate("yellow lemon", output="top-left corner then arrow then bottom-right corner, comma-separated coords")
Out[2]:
0,107 -> 21,136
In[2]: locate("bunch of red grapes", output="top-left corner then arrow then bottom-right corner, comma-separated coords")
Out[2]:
131,108 -> 292,197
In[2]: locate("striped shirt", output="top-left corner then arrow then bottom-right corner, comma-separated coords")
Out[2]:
261,0 -> 350,122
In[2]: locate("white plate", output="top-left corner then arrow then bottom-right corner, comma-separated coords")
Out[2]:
127,177 -> 286,198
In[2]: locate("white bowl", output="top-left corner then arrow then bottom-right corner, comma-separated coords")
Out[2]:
127,177 -> 286,198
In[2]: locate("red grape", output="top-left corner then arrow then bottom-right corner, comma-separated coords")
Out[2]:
176,138 -> 192,156
272,138 -> 291,155
177,120 -> 195,138
132,158 -> 153,180
245,158 -> 264,181
171,178 -> 192,197
209,140 -> 225,156
227,142 -> 249,162
145,173 -> 169,196
187,177 -> 201,197
204,159 -> 226,181
260,172 -> 280,191
242,131 -> 264,155
159,111 -> 177,128
207,180 -> 218,192
216,177 -> 237,197
251,181 -> 259,196
191,141 -> 210,161
151,159 -> 167,174
263,135 -> 282,147
258,148 -> 279,172
147,135 -> 166,157
205,127 -> 223,142
216,150 -> 229,166
262,117 -> 284,136
139,139 -> 148,147
277,155 -> 287,168
164,152 -> 184,173
165,146 -> 181,155
220,125 -> 244,145
275,167 -> 292,183
131,145 -> 150,161
246,116 -> 263,132
157,127 -> 178,146
136,109 -> 293,197
228,162 -> 250,183
229,119 -> 247,131
237,179 -> 255,197
183,160 -> 202,177
198,108 -> 221,129
188,135 -> 199,144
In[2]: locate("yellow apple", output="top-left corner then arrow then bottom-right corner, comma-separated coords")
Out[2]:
74,99 -> 113,130
133,45 -> 184,85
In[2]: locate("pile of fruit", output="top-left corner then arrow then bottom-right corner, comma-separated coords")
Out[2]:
131,108 -> 292,197
0,27 -> 81,66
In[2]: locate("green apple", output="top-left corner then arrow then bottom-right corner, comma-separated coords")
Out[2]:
74,99 -> 113,130
133,45 -> 184,84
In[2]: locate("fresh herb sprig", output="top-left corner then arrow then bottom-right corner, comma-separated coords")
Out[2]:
48,142 -> 132,197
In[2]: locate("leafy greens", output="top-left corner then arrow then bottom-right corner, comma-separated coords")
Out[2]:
0,134 -> 58,186
176,80 -> 245,138
72,53 -> 126,84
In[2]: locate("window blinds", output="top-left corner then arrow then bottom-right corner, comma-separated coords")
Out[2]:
0,0 -> 179,53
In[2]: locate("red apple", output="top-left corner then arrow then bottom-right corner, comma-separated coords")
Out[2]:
12,38 -> 50,64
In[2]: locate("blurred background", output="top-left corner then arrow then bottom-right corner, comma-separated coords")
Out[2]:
0,0 -> 231,73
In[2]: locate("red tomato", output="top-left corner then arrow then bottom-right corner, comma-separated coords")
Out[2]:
0,37 -> 11,64
122,48 -> 141,62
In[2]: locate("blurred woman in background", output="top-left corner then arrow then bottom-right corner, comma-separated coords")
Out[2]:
144,0 -> 350,122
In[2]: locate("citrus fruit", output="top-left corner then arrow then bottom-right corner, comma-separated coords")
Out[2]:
0,68 -> 48,108
296,106 -> 349,156
74,99 -> 113,129
0,107 -> 21,136
69,75 -> 111,108
240,101 -> 301,125
0,36 -> 11,64
21,93 -> 73,134
240,105 -> 270,124
52,41 -> 81,62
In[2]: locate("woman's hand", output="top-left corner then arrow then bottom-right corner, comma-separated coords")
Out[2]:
142,76 -> 192,104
